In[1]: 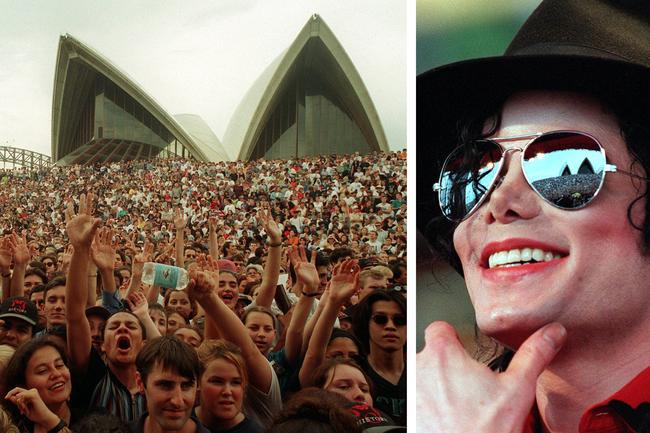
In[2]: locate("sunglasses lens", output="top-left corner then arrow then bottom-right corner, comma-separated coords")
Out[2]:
523,132 -> 606,209
438,140 -> 503,221
372,315 -> 389,325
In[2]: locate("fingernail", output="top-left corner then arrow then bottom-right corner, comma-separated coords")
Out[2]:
542,323 -> 567,350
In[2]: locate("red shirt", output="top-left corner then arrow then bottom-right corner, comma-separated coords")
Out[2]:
524,366 -> 650,433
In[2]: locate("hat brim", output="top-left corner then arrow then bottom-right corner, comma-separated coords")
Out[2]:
417,53 -> 650,234
0,313 -> 36,326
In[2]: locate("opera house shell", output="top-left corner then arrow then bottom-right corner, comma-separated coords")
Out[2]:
51,15 -> 388,164
52,34 -> 228,165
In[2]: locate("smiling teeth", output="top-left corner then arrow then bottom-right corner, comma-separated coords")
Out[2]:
488,248 -> 561,268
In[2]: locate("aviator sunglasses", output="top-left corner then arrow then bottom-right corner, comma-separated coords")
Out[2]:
433,130 -> 646,222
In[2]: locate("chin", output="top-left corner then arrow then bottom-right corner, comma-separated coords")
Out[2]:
476,309 -> 549,350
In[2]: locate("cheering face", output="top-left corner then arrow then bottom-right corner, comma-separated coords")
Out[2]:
453,91 -> 650,349
25,346 -> 72,406
199,358 -> 245,428
102,312 -> 144,366
217,272 -> 239,310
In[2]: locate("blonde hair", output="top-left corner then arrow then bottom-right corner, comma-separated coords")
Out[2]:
197,339 -> 248,389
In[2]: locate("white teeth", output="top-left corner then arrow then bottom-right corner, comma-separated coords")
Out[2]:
488,247 -> 563,268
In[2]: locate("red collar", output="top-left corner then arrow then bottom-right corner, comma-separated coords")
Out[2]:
523,366 -> 650,433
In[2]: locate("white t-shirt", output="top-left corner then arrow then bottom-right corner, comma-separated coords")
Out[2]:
243,360 -> 282,429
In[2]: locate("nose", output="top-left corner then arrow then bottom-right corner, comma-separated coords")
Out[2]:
484,147 -> 541,224
352,386 -> 367,403
170,385 -> 184,406
221,383 -> 233,396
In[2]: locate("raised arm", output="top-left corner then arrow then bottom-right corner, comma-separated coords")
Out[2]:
90,227 -> 120,313
208,216 -> 219,260
128,239 -> 153,297
173,207 -> 187,269
300,259 -> 359,387
9,231 -> 30,298
253,210 -> 282,308
65,194 -> 101,373
283,246 -> 320,366
187,257 -> 273,393
0,236 -> 13,301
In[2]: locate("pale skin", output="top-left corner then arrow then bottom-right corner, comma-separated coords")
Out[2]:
186,257 -> 275,393
417,91 -> 650,433
299,259 -> 359,387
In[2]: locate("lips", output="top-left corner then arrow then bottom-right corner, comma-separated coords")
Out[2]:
49,381 -> 66,391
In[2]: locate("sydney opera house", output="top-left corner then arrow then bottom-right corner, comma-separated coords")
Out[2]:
51,14 -> 388,165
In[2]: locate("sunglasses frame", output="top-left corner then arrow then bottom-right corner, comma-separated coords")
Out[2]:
371,313 -> 406,327
433,130 -> 639,222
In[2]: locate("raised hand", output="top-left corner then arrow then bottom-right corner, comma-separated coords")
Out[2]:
126,290 -> 148,318
328,259 -> 359,305
259,209 -> 282,245
90,227 -> 118,271
5,387 -> 61,430
186,259 -> 219,304
132,239 -> 153,278
11,231 -> 30,266
416,322 -> 567,433
60,245 -> 74,274
173,208 -> 187,231
0,236 -> 12,271
288,246 -> 319,294
65,194 -> 101,249
208,216 -> 218,235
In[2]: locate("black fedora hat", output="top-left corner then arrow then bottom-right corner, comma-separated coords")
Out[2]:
417,0 -> 650,245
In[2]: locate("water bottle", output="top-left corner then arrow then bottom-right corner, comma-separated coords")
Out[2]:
141,262 -> 189,290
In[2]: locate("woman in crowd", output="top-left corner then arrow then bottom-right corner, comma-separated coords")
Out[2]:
312,358 -> 373,407
2,337 -> 75,432
195,339 -> 263,433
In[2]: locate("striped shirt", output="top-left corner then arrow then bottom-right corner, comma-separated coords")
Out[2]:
74,349 -> 146,423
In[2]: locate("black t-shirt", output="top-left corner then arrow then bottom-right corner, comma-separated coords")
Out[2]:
210,417 -> 264,433
360,358 -> 407,426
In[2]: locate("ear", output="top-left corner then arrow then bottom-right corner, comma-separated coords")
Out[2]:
135,371 -> 145,393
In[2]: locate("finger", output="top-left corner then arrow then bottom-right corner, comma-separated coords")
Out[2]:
505,322 -> 567,386
79,194 -> 86,215
310,249 -> 317,265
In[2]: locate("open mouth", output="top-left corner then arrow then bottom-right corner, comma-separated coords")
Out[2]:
49,382 -> 66,391
486,247 -> 565,269
117,336 -> 131,350
221,292 -> 234,301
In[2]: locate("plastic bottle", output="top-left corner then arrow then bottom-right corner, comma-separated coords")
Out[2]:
141,262 -> 189,290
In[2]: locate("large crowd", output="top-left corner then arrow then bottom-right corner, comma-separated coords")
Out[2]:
0,151 -> 407,433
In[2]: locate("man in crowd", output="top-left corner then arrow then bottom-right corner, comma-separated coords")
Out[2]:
131,336 -> 209,433
0,296 -> 38,348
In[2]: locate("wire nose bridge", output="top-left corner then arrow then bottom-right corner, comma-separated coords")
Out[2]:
492,146 -> 523,189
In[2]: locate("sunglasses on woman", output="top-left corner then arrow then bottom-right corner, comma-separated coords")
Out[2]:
433,130 -> 646,222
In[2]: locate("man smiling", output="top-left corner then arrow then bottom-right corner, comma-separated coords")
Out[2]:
131,336 -> 210,433
417,1 -> 650,432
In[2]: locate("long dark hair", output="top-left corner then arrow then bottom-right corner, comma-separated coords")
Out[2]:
1,337 -> 70,429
